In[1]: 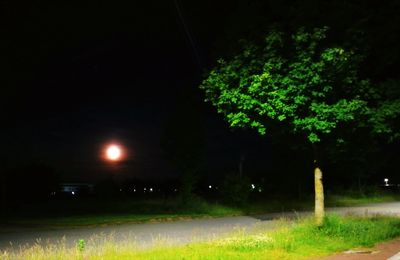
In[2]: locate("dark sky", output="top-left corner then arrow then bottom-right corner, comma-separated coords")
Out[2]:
3,0 -> 267,181
3,0 -> 398,185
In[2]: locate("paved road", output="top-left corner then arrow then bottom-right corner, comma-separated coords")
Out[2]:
1,202 -> 400,251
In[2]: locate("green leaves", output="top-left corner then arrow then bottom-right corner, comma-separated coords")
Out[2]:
200,27 -> 372,143
77,239 -> 85,252
368,99 -> 400,140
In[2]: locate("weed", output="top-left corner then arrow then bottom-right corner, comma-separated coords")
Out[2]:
77,239 -> 85,252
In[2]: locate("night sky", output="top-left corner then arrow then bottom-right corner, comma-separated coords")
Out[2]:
3,1 -> 267,181
4,1 -> 398,186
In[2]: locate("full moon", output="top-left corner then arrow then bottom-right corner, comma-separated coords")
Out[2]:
106,145 -> 121,161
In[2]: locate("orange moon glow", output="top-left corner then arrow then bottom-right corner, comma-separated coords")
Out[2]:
106,145 -> 121,161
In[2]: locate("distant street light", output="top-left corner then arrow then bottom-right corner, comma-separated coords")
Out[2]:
384,178 -> 389,186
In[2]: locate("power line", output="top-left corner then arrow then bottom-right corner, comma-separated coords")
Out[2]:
173,0 -> 203,73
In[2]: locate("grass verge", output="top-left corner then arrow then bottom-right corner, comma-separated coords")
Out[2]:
326,193 -> 400,206
2,191 -> 399,228
2,214 -> 400,259
2,198 -> 243,228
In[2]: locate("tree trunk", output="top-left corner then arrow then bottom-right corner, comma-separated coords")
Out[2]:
1,182 -> 5,215
238,152 -> 246,178
180,170 -> 198,205
0,168 -> 6,216
313,144 -> 324,226
314,166 -> 324,226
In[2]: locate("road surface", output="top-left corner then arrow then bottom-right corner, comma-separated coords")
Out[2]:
1,202 -> 400,251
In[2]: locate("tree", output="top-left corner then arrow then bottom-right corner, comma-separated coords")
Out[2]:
160,89 -> 206,204
200,27 -> 371,225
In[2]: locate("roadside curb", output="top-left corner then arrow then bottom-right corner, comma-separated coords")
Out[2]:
314,238 -> 400,260
388,252 -> 400,260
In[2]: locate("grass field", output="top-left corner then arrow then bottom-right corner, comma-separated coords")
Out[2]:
2,214 -> 400,259
326,193 -> 400,206
2,191 -> 399,228
2,197 -> 241,227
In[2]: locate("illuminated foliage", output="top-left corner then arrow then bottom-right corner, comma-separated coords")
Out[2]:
200,27 -> 370,143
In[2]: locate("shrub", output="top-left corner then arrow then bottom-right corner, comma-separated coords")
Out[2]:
221,174 -> 251,206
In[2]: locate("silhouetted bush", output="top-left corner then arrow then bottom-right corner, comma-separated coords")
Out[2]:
221,174 -> 251,206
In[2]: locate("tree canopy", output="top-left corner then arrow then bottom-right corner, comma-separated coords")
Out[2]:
200,27 -> 382,144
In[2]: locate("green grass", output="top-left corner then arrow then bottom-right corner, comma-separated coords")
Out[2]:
3,191 -> 399,228
326,193 -> 400,207
3,198 -> 242,228
2,215 -> 400,259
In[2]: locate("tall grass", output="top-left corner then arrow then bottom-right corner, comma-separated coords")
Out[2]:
2,214 -> 400,260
